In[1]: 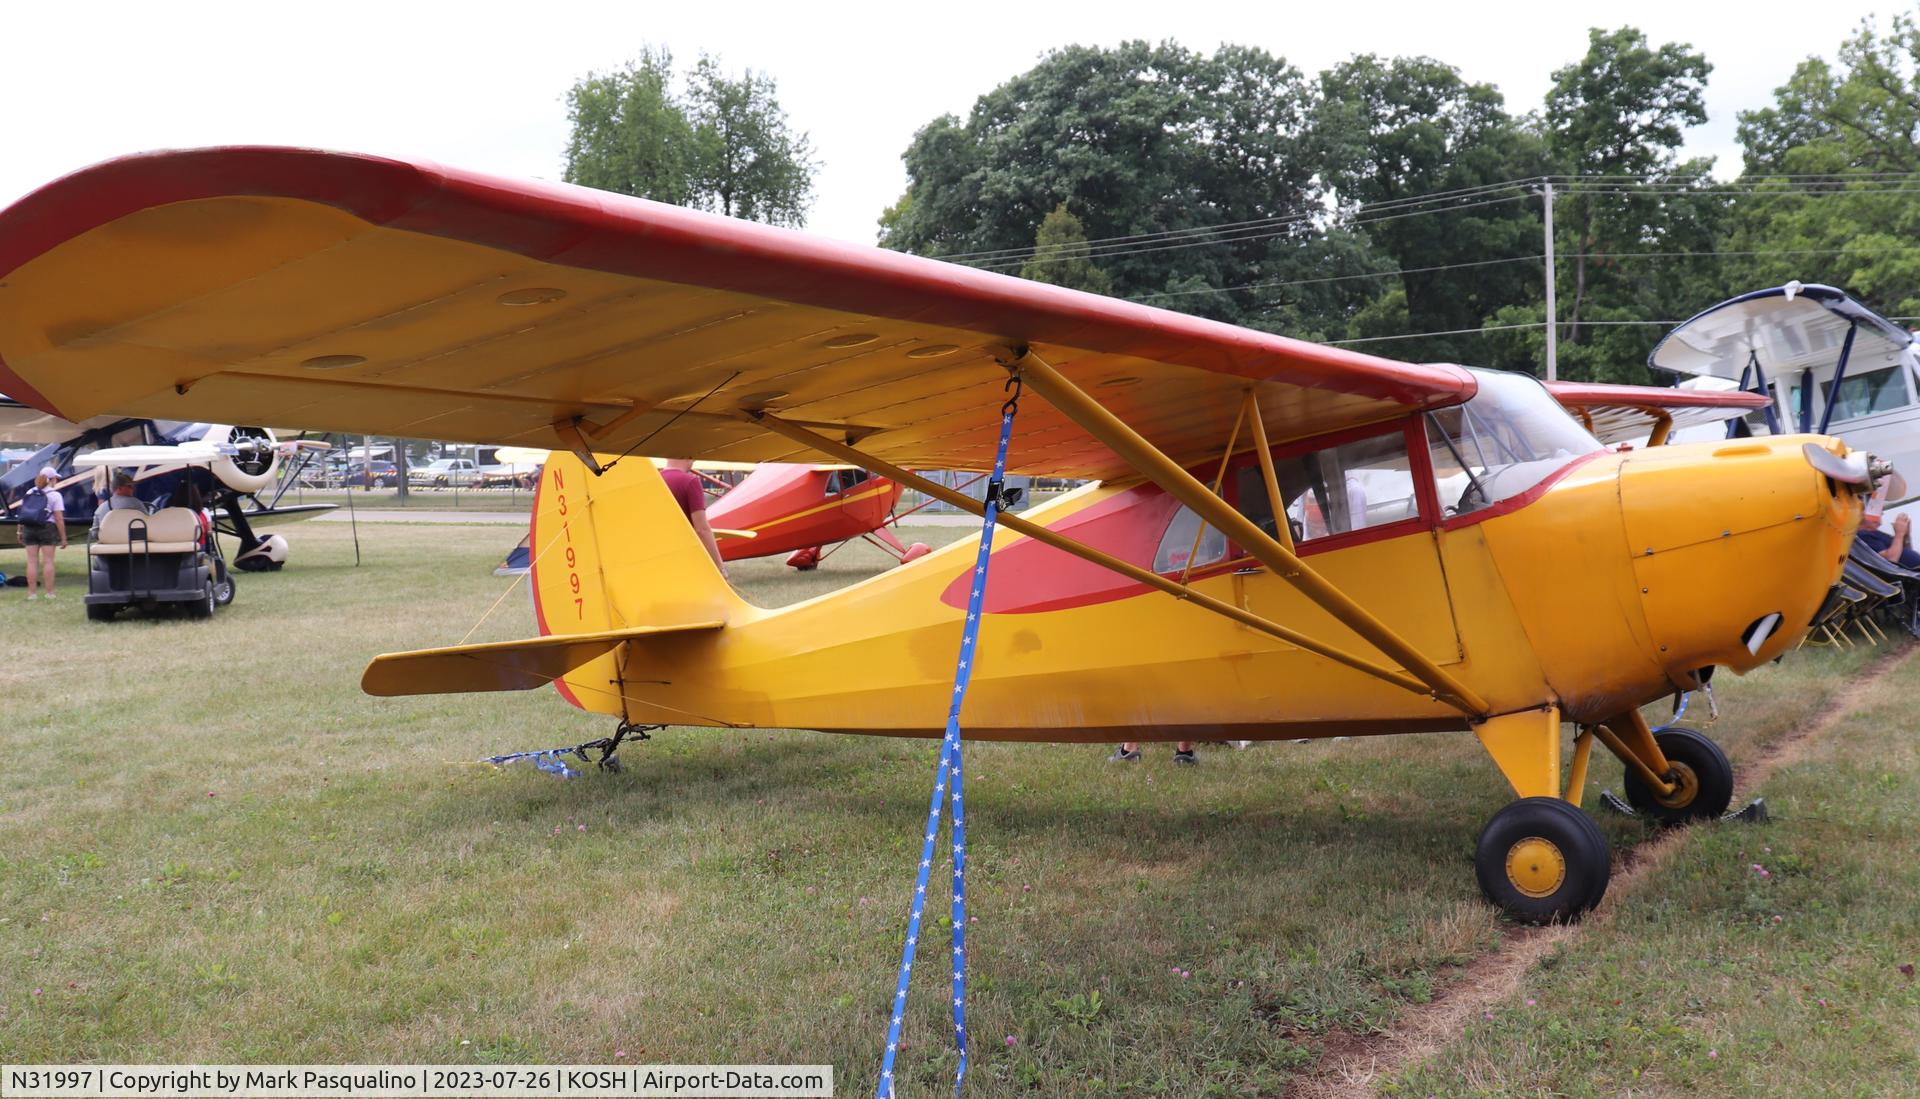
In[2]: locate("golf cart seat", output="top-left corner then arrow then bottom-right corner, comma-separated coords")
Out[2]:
91,507 -> 200,554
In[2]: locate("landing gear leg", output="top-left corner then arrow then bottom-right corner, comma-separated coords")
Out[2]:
1471,706 -> 1612,921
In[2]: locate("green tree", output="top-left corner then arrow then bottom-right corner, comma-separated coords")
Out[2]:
1729,14 -> 1920,316
562,51 -> 815,226
563,49 -> 695,205
880,42 -> 1328,328
1018,204 -> 1113,294
685,57 -> 817,225
1545,27 -> 1720,382
1313,54 -> 1550,363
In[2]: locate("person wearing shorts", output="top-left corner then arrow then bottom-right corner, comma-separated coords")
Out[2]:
20,465 -> 68,599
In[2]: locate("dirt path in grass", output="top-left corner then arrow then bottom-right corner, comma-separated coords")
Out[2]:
1284,644 -> 1915,1099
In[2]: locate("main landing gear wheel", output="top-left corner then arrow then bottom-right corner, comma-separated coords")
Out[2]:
1623,726 -> 1733,824
1475,797 -> 1610,924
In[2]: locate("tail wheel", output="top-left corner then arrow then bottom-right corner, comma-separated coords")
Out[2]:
1623,727 -> 1733,824
1475,797 -> 1611,924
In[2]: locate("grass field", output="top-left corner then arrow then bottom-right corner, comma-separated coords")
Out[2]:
2,522 -> 1915,1096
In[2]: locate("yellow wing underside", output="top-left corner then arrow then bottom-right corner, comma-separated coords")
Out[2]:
0,191 -> 1444,478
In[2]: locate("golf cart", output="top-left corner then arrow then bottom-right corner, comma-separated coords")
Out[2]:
74,446 -> 235,621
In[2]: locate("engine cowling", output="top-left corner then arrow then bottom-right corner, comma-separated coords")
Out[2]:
200,425 -> 278,495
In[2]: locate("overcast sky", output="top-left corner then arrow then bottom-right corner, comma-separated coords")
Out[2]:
2,1 -> 1903,244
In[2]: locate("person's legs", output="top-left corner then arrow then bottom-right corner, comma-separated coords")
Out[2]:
40,543 -> 57,596
1110,741 -> 1142,762
1173,741 -> 1198,765
24,543 -> 46,596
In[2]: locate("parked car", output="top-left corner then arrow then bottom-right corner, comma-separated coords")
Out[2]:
475,463 -> 537,489
409,457 -> 479,487
349,460 -> 401,488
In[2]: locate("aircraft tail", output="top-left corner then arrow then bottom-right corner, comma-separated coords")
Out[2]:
360,451 -> 744,709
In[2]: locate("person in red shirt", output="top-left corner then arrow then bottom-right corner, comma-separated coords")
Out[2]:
660,458 -> 728,578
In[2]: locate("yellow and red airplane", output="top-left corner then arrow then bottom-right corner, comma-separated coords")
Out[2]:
0,148 -> 1880,922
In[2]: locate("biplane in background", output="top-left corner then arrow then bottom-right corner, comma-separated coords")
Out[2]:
0,403 -> 333,568
1647,281 -> 1920,526
0,148 -> 1884,923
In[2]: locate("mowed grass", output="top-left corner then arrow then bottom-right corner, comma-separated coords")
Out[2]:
0,522 -> 1910,1096
1386,645 -> 1920,1099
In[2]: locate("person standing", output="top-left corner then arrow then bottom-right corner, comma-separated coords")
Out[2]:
19,465 -> 68,599
659,458 -> 728,578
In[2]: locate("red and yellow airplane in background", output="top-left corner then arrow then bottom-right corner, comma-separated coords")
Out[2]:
0,148 -> 1879,922
703,462 -> 932,569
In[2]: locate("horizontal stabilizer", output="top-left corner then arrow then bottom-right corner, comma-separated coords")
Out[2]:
361,622 -> 723,697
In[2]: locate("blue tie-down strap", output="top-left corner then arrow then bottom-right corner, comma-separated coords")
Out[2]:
479,726 -> 651,779
481,746 -> 585,779
878,385 -> 1017,1098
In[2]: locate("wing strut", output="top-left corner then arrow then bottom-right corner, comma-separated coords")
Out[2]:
742,420 -> 1441,706
1006,346 -> 1489,717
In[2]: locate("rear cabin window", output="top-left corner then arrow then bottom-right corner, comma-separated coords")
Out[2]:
1152,504 -> 1228,573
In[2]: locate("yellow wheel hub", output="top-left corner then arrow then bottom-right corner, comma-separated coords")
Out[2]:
1651,761 -> 1699,809
1506,837 -> 1567,898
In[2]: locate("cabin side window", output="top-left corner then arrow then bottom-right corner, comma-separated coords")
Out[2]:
1150,422 -> 1423,575
1820,363 -> 1914,423
1281,433 -> 1417,540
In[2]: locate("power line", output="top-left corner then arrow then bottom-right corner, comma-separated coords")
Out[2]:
1130,253 -> 1546,301
1135,242 -> 1920,307
967,189 -> 1537,269
1328,319 -> 1693,346
974,191 -> 1536,271
934,177 -> 1540,264
1547,170 -> 1920,181
1329,322 -> 1543,345
933,170 -> 1920,270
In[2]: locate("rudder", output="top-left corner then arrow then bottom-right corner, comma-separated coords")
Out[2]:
529,452 -> 745,712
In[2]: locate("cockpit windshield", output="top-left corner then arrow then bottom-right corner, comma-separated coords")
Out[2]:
1427,370 -> 1604,516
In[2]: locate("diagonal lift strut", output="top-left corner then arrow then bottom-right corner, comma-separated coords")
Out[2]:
742,351 -> 1492,717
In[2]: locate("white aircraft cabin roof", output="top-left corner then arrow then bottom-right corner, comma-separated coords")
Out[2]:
1648,282 -> 1912,381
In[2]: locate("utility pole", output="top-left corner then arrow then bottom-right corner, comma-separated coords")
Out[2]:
1542,179 -> 1557,381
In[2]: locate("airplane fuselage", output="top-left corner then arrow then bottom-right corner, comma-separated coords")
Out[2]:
539,432 -> 1855,744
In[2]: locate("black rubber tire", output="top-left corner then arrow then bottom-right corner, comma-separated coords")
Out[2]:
212,563 -> 236,607
1623,726 -> 1733,824
86,604 -> 115,623
187,580 -> 215,619
1474,796 -> 1611,924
